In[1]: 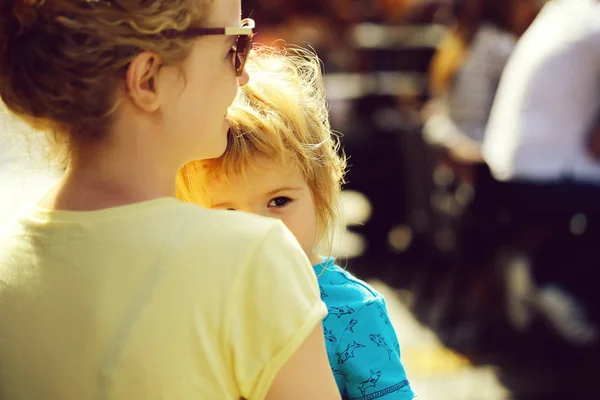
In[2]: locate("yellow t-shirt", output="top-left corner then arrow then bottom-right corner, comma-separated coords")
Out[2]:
0,198 -> 326,400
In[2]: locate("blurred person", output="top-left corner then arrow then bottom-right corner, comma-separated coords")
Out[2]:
424,0 -> 539,165
0,1 -> 342,399
401,0 -> 454,24
177,47 -> 416,400
484,0 -> 600,187
482,0 -> 600,345
419,0 -> 540,346
244,0 -> 352,71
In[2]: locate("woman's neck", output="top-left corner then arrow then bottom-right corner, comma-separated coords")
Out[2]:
40,139 -> 179,211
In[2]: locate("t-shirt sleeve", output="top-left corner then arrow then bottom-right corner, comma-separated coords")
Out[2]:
225,221 -> 328,400
335,297 -> 415,400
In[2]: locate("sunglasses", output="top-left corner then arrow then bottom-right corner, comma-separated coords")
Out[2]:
164,18 -> 256,77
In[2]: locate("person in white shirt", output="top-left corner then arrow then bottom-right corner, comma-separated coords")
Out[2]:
483,0 -> 600,185
480,0 -> 600,346
424,0 -> 539,164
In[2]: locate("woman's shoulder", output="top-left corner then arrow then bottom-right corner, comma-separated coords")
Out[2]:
174,201 -> 283,240
164,203 -> 288,250
148,201 -> 311,299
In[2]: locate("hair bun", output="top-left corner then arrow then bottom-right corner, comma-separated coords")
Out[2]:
11,0 -> 46,35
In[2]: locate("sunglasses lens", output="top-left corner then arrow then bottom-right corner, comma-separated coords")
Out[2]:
235,34 -> 253,76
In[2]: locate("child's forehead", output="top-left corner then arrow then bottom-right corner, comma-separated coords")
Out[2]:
248,155 -> 294,173
245,158 -> 303,184
210,156 -> 304,188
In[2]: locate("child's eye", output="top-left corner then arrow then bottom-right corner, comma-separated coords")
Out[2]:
268,197 -> 293,208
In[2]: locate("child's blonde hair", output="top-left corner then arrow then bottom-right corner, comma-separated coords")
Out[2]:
177,45 -> 346,246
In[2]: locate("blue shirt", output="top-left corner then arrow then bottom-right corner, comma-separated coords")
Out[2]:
314,259 -> 415,400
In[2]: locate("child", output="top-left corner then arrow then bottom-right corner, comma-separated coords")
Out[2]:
177,47 -> 415,400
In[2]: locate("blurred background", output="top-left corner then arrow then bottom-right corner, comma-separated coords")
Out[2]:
240,0 -> 600,398
2,0 -> 599,398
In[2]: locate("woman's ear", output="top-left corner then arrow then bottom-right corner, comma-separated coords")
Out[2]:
125,51 -> 163,112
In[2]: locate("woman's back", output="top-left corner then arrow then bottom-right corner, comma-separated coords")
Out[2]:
0,199 -> 325,400
0,0 -> 342,397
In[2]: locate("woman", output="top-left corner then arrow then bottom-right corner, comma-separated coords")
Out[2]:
424,0 -> 538,164
0,1 -> 340,399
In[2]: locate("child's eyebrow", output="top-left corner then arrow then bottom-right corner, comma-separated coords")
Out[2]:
266,187 -> 303,196
211,202 -> 234,209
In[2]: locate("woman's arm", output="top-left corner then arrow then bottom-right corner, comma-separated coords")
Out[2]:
422,100 -> 483,164
228,222 -> 340,400
265,324 -> 341,400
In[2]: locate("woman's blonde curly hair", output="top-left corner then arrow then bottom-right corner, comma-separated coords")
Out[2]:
177,45 -> 347,247
0,0 -> 213,160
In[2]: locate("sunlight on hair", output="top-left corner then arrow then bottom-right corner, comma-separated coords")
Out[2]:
178,45 -> 347,251
0,103 -> 60,226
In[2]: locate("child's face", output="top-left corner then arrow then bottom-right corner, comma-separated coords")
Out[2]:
206,157 -> 321,263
